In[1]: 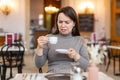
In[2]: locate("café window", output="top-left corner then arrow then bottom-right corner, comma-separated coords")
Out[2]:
116,0 -> 120,8
115,13 -> 120,36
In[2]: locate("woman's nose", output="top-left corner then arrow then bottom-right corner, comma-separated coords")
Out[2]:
61,22 -> 65,27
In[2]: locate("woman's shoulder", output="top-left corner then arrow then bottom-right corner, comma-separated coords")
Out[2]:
75,36 -> 86,43
74,36 -> 84,39
80,36 -> 85,40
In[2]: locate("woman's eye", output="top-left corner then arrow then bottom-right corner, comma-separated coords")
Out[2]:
65,21 -> 69,24
58,21 -> 62,23
58,21 -> 70,24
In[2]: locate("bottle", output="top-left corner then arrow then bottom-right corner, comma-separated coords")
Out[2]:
91,32 -> 97,42
19,33 -> 23,41
100,27 -> 106,41
88,63 -> 99,80
72,67 -> 82,80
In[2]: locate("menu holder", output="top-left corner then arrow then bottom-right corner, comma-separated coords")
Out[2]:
5,33 -> 14,45
91,32 -> 97,42
14,33 -> 19,42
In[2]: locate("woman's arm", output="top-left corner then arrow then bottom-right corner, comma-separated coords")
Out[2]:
34,44 -> 49,69
34,36 -> 49,69
78,43 -> 89,70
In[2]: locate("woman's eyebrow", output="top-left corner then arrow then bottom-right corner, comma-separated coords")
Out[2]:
58,20 -> 72,22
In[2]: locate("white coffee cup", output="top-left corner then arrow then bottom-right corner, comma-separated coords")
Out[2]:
48,37 -> 57,44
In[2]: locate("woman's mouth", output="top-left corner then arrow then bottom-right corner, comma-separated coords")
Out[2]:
61,29 -> 67,32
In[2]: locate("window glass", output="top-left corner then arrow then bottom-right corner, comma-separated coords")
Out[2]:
115,14 -> 120,35
116,0 -> 120,8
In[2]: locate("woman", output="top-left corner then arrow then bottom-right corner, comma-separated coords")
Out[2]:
34,6 -> 89,73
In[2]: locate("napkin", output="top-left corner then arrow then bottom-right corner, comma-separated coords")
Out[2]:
10,74 -> 48,80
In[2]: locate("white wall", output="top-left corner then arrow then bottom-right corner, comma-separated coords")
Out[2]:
30,0 -> 44,20
0,0 -> 26,40
104,0 -> 111,39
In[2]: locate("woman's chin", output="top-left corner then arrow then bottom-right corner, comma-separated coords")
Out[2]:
61,33 -> 68,35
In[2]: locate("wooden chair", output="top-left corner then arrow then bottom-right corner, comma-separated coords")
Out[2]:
100,39 -> 111,65
0,57 -> 2,79
106,40 -> 120,76
1,43 -> 25,80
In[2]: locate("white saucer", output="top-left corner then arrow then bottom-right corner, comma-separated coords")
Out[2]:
55,49 -> 68,54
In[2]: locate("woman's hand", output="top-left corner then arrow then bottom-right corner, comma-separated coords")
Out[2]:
36,36 -> 48,56
67,48 -> 80,62
37,36 -> 48,48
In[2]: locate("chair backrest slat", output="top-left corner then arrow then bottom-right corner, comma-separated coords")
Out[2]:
1,43 -> 25,67
109,40 -> 120,57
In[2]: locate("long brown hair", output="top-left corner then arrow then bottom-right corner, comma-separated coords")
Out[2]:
53,6 -> 80,36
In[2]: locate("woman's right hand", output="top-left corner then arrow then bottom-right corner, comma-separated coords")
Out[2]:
35,36 -> 48,56
37,36 -> 48,48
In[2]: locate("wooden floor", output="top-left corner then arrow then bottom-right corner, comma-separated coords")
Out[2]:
5,53 -> 120,80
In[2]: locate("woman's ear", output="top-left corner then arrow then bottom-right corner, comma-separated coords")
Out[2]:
71,22 -> 75,29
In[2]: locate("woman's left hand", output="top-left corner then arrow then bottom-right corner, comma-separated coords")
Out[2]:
67,48 -> 80,62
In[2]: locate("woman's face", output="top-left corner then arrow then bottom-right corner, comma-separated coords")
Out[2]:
57,13 -> 75,35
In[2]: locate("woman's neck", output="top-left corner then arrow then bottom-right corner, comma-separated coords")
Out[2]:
58,32 -> 73,38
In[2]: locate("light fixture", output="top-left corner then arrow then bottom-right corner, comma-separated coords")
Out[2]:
79,1 -> 94,14
45,4 -> 59,14
0,0 -> 14,15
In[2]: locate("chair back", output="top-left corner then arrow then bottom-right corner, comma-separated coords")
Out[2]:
1,43 -> 25,67
109,40 -> 120,57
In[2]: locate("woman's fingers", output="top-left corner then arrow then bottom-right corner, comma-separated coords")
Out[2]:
67,48 -> 76,59
67,48 -> 80,61
37,36 -> 48,48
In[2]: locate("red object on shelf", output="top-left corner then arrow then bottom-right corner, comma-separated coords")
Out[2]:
5,33 -> 14,45
93,33 -> 96,42
91,32 -> 97,42
7,34 -> 12,45
14,33 -> 18,41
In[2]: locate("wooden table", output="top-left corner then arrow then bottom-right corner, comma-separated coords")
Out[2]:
107,45 -> 120,49
0,46 -> 27,52
10,72 -> 114,80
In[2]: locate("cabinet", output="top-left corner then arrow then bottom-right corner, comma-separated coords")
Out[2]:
0,36 -> 5,46
111,0 -> 120,40
34,31 -> 48,48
